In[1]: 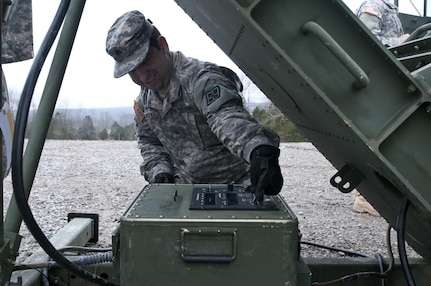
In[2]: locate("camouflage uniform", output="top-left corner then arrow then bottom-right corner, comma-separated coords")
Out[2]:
1,0 -> 33,178
356,0 -> 405,47
134,52 -> 279,184
106,10 -> 280,185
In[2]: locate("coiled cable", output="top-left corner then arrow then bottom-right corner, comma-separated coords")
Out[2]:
11,0 -> 118,285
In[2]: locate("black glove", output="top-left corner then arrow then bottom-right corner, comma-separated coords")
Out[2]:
151,173 -> 174,184
250,145 -> 283,202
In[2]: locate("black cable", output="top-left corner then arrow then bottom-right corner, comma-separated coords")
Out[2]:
396,197 -> 416,286
374,253 -> 386,286
301,240 -> 371,258
310,225 -> 395,286
11,1 -> 118,285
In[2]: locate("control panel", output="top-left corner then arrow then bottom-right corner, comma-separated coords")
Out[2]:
189,185 -> 279,210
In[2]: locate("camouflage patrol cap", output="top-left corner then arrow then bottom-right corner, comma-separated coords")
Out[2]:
106,10 -> 154,78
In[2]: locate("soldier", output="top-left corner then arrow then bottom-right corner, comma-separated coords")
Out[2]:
356,0 -> 410,47
105,10 -> 283,201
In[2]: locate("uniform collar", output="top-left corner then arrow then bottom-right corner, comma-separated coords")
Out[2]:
145,52 -> 181,116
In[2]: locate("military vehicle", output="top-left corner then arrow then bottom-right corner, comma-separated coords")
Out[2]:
1,0 -> 431,285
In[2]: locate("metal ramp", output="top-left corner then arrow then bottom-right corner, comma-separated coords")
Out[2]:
174,0 -> 431,262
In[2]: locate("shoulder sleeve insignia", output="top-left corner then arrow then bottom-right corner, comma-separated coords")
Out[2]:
206,86 -> 221,106
134,100 -> 145,122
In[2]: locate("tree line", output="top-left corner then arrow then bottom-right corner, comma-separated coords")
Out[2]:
11,71 -> 307,142
21,103 -> 308,142
253,103 -> 308,142
24,111 -> 136,141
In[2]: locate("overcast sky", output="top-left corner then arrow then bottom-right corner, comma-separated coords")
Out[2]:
2,0 -> 424,109
3,0 -> 242,109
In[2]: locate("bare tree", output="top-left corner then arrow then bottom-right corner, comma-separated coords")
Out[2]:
237,70 -> 268,110
7,87 -> 20,114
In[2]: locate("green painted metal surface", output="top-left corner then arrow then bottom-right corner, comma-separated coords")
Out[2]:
174,0 -> 431,263
305,257 -> 431,286
119,184 -> 310,286
10,218 -> 94,286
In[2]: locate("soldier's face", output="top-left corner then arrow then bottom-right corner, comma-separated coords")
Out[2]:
129,36 -> 172,91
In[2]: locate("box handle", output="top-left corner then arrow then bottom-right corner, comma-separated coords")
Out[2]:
180,228 -> 237,263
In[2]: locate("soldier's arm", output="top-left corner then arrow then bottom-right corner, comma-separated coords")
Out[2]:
357,5 -> 384,40
193,69 -> 279,163
357,3 -> 406,46
134,101 -> 173,183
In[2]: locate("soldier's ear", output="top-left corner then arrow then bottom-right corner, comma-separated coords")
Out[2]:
157,36 -> 169,52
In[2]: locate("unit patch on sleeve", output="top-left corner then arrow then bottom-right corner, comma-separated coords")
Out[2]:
134,100 -> 145,122
206,86 -> 221,106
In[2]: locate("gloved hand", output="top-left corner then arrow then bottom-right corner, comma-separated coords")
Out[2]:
151,173 -> 174,184
250,145 -> 283,202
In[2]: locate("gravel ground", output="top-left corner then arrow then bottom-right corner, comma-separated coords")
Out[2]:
2,140 -> 422,264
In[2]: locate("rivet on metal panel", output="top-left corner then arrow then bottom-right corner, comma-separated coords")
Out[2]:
407,84 -> 417,94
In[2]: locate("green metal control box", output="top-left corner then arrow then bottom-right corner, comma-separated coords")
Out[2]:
116,184 -> 310,286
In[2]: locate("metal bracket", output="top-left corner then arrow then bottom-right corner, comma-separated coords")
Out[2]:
330,164 -> 364,193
